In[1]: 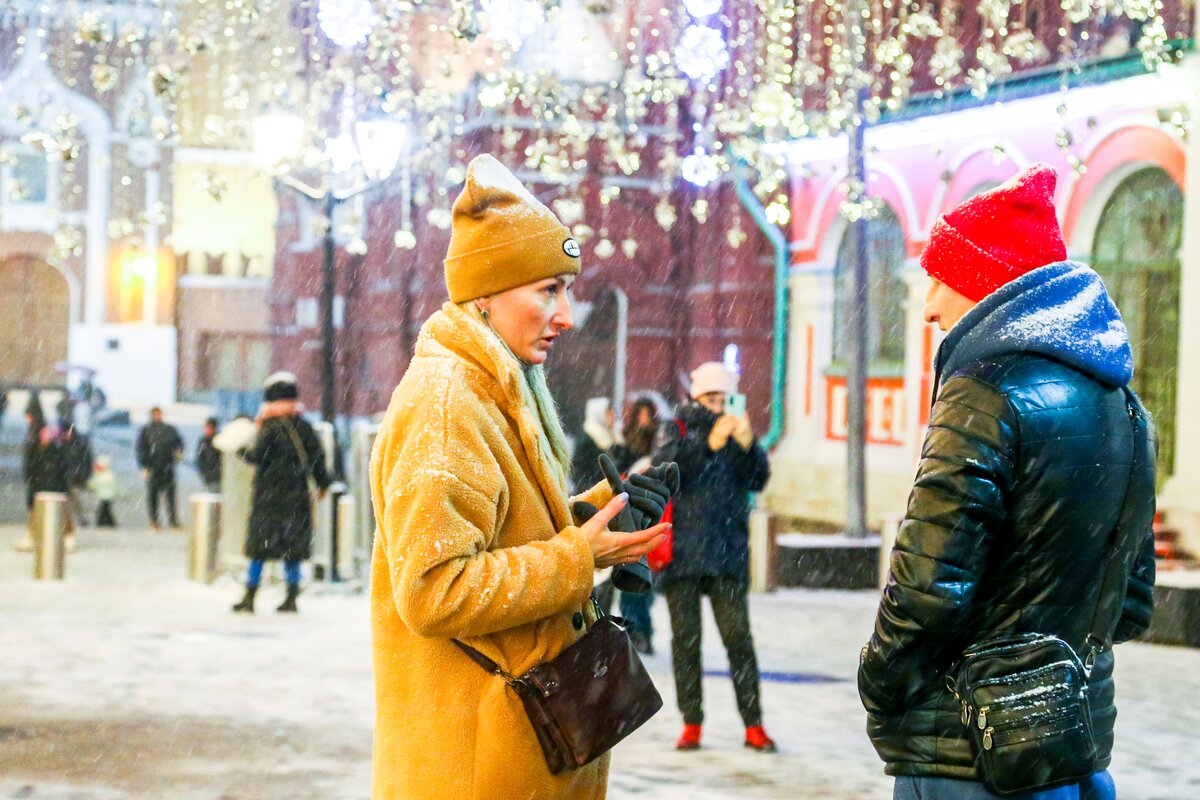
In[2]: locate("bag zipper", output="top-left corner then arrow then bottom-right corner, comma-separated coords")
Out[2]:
981,707 -> 1087,750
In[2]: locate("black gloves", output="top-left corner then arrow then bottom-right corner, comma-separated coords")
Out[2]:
600,453 -> 679,529
571,454 -> 680,595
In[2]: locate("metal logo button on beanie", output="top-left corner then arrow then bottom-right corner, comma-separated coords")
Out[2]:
563,238 -> 581,258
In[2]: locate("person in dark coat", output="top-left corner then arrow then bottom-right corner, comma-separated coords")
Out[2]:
22,411 -> 45,512
613,396 -> 663,654
654,361 -> 774,753
569,396 -> 616,493
136,407 -> 184,529
25,389 -> 45,428
571,397 -> 620,612
60,425 -> 94,527
25,425 -> 76,551
196,417 -> 222,493
231,372 -> 331,614
857,165 -> 1156,800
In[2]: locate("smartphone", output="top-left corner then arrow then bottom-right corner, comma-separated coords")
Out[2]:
725,392 -> 746,417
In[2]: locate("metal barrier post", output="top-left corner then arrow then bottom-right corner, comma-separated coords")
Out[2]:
311,421 -> 336,581
33,492 -> 67,580
189,494 -> 221,583
350,420 -> 379,575
879,512 -> 904,590
327,481 -> 348,581
337,493 -> 356,580
748,507 -> 777,594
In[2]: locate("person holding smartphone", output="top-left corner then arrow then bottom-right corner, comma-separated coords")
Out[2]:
654,361 -> 775,753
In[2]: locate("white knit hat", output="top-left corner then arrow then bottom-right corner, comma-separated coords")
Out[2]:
689,362 -> 738,399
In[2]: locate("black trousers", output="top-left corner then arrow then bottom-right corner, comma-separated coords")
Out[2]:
664,575 -> 762,727
146,471 -> 177,526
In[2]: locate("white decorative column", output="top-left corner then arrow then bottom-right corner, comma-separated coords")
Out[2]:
763,262 -> 837,520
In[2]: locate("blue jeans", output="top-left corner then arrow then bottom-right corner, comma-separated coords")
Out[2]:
619,583 -> 655,638
246,558 -> 301,588
894,771 -> 1114,800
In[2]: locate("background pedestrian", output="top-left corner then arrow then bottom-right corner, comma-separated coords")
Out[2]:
136,407 -> 184,530
655,361 -> 775,753
25,425 -> 76,552
196,416 -> 222,494
231,372 -> 331,614
88,455 -> 120,528
60,425 -> 94,527
570,396 -> 618,492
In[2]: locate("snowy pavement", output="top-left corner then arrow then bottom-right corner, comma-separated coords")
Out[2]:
2,523 -> 1200,800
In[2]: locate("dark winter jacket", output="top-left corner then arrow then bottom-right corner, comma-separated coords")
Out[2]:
60,432 -> 94,488
569,433 -> 607,493
197,434 -> 222,485
858,262 -> 1157,781
136,421 -> 184,474
653,403 -> 770,584
240,414 -> 331,561
27,442 -> 70,499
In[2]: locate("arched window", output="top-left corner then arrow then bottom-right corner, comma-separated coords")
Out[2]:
832,204 -> 907,369
1092,167 -> 1182,481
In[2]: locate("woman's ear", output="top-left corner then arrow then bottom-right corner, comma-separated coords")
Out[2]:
474,298 -> 491,320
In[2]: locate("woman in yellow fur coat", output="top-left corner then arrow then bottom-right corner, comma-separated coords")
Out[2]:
369,155 -> 672,799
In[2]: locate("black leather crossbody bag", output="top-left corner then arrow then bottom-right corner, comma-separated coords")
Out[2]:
947,389 -> 1150,796
453,601 -> 663,775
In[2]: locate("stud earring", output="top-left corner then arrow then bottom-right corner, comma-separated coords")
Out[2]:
480,307 -> 489,321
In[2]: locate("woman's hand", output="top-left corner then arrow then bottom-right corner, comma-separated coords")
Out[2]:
579,493 -> 670,570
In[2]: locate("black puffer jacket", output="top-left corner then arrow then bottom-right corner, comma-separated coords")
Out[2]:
858,262 -> 1157,780
653,403 -> 770,584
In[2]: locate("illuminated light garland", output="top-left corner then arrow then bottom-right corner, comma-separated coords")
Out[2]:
675,24 -> 730,83
317,0 -> 377,48
0,0 -> 1178,253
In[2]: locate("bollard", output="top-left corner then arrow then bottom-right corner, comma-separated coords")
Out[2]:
748,508 -> 778,594
337,494 -> 356,580
32,492 -> 67,580
879,512 -> 904,590
189,494 -> 221,583
326,481 -> 349,582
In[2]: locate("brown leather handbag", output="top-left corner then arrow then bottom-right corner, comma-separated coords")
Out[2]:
454,609 -> 663,775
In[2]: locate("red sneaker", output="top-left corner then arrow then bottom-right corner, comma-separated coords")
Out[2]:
675,723 -> 702,751
744,725 -> 777,752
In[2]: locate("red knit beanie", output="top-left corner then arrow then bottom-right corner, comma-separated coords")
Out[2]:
920,163 -> 1067,302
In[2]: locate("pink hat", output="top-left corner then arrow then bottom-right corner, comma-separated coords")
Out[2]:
689,362 -> 738,399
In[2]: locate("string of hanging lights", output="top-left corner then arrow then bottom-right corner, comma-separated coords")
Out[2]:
0,0 -> 1181,257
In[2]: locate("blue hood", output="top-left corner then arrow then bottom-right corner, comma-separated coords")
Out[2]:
937,261 -> 1133,389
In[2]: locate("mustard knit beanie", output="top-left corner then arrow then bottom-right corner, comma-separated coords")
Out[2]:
444,155 -> 582,303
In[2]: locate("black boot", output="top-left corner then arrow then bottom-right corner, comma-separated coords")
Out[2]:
276,585 -> 299,613
232,585 -> 257,613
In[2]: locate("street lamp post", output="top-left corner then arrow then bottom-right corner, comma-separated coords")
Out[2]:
253,108 -> 407,480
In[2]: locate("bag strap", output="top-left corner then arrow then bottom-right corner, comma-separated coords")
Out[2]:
453,597 -> 606,689
1083,387 -> 1151,673
451,639 -> 529,691
279,416 -> 312,475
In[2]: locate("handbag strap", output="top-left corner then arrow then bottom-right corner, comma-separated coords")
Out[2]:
451,639 -> 528,691
279,416 -> 312,475
452,597 -> 606,689
1082,387 -> 1152,672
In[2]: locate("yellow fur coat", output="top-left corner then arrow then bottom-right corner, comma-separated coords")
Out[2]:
369,302 -> 613,799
